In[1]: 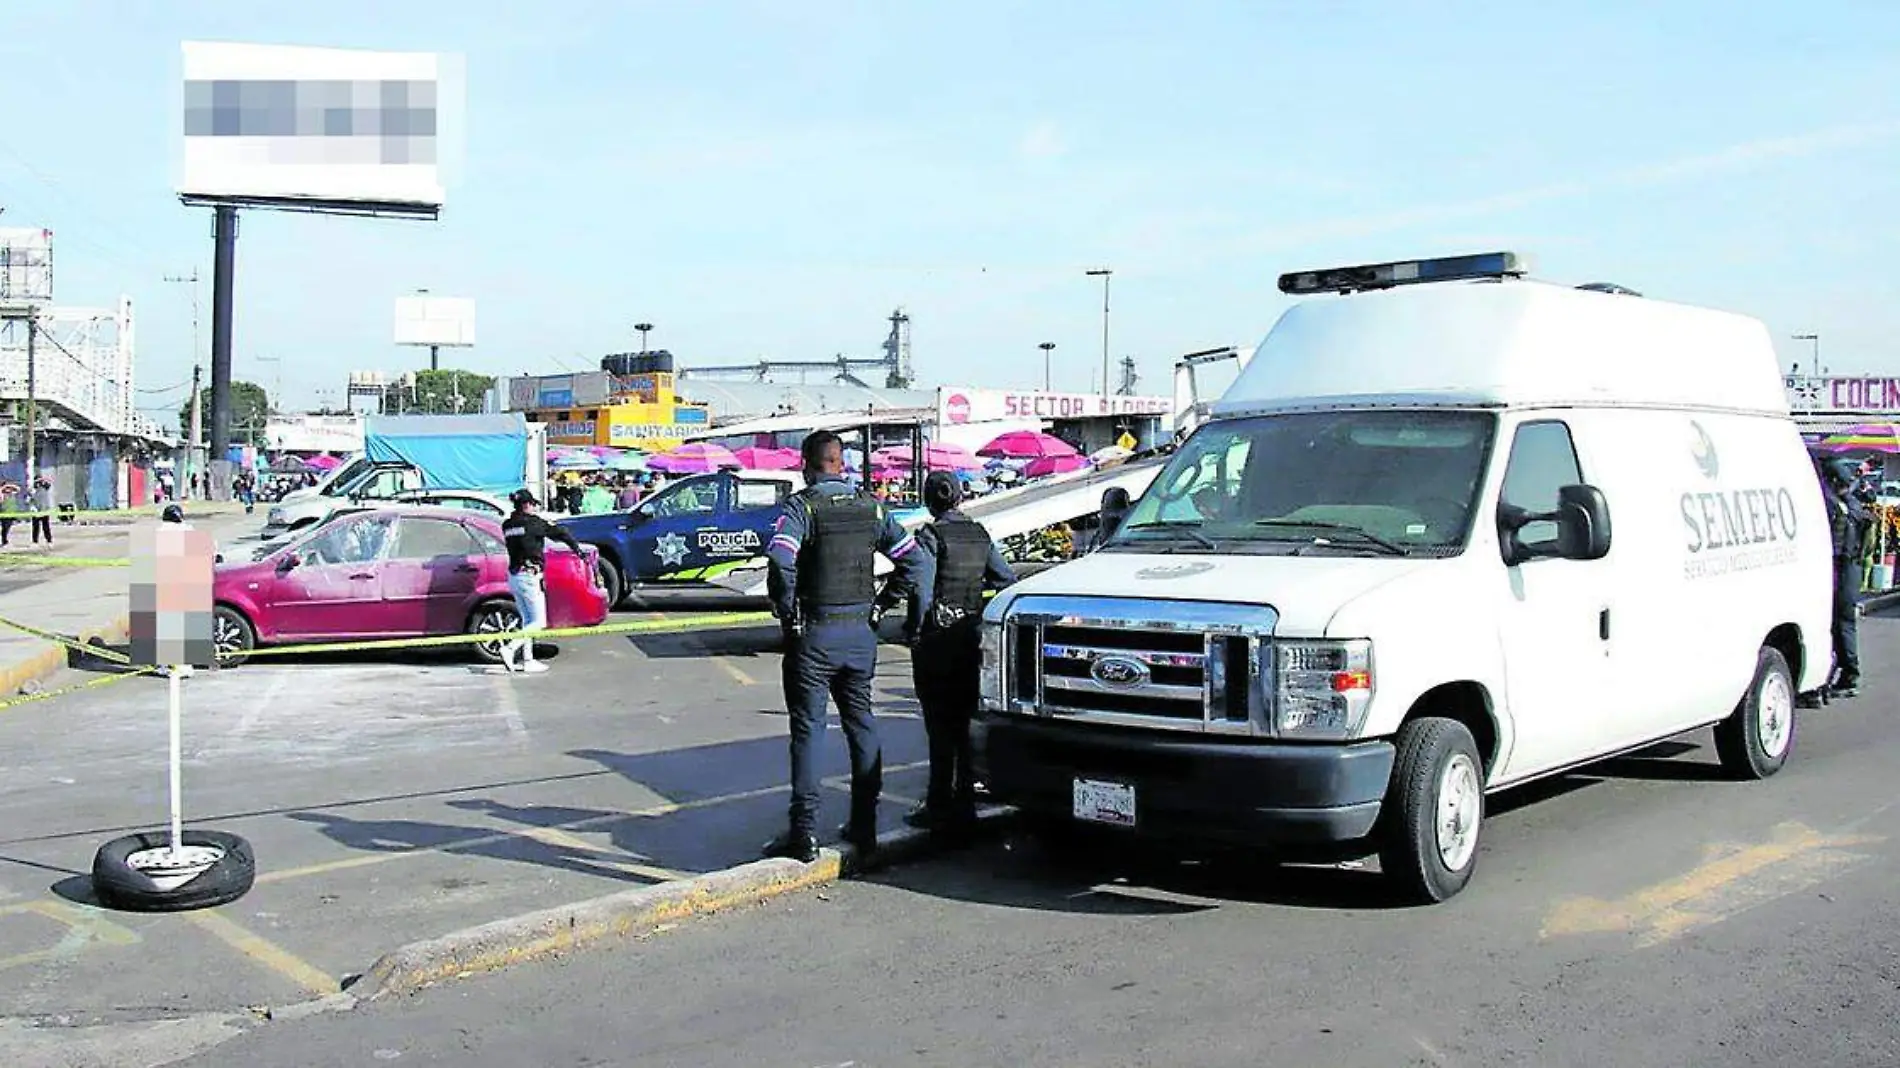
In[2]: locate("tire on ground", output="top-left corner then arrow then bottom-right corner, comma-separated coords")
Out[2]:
1377,716 -> 1484,905
91,829 -> 255,912
212,605 -> 256,668
468,599 -> 522,664
1713,646 -> 1796,781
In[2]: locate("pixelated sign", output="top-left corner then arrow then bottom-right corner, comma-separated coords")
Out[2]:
129,525 -> 217,669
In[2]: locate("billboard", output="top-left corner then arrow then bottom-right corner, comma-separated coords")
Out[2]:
178,41 -> 460,212
936,386 -> 1172,426
394,295 -> 474,347
265,414 -> 364,453
0,228 -> 53,309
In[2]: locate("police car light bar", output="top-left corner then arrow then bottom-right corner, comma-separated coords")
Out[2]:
1278,251 -> 1529,296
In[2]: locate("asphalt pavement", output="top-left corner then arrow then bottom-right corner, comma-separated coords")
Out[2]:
117,609 -> 1900,1068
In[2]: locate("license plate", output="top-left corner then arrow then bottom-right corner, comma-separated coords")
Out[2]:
1072,777 -> 1136,827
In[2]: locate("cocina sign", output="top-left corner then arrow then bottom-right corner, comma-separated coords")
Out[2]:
936,386 -> 1172,425
1786,375 -> 1900,412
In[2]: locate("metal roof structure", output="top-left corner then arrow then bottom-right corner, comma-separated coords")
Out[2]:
674,378 -> 938,426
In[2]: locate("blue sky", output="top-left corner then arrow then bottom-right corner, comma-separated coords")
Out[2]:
3,0 -> 1896,419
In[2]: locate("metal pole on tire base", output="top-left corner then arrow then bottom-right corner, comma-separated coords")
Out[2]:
92,523 -> 256,912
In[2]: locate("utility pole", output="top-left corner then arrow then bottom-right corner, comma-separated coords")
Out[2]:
187,363 -> 203,500
635,322 -> 653,354
1039,341 -> 1056,392
22,314 -> 36,487
1086,268 -> 1113,400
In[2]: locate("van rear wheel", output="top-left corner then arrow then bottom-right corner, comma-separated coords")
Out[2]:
1377,717 -> 1483,905
1714,646 -> 1795,780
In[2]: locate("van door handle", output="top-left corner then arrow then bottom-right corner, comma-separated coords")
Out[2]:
1599,608 -> 1611,641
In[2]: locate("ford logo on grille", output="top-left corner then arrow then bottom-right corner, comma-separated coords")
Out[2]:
1091,655 -> 1150,687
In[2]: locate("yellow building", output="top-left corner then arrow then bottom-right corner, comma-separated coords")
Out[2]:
514,368 -> 711,452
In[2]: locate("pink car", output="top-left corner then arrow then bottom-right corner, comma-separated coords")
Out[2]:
213,506 -> 609,666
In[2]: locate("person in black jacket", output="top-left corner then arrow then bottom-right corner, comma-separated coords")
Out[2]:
500,489 -> 582,675
897,471 -> 1017,836
1821,457 -> 1872,698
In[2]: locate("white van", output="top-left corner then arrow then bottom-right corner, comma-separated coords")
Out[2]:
974,252 -> 1833,904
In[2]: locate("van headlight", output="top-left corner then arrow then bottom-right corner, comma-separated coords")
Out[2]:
978,620 -> 1004,712
1274,639 -> 1373,740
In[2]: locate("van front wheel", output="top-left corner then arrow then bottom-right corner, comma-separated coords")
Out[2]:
1714,646 -> 1796,780
1378,717 -> 1484,905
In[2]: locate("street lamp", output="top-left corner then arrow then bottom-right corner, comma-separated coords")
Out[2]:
1085,269 -> 1112,399
635,322 -> 654,354
1792,333 -> 1822,375
1039,341 -> 1056,392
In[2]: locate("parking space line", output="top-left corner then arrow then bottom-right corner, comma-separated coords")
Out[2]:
512,826 -> 688,882
182,908 -> 340,996
714,659 -> 757,686
490,673 -> 529,739
1541,820 -> 1881,947
0,900 -> 141,973
255,762 -> 929,888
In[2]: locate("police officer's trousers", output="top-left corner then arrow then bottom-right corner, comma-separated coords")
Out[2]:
1833,555 -> 1861,685
782,611 -> 882,834
913,621 -> 980,817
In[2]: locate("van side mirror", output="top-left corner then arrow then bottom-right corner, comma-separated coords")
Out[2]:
1098,487 -> 1132,545
1499,484 -> 1612,566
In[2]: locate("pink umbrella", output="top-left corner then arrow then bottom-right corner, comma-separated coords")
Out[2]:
306,453 -> 342,471
1023,454 -> 1089,478
650,442 -> 741,474
977,430 -> 1081,460
732,446 -> 801,470
873,443 -> 984,471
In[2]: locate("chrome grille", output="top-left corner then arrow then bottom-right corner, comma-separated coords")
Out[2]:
1002,595 -> 1279,736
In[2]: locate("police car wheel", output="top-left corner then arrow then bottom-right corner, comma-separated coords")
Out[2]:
1377,717 -> 1483,905
1714,646 -> 1795,781
595,556 -> 624,608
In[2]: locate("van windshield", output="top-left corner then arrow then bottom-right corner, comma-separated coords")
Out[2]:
318,457 -> 373,496
1107,410 -> 1497,556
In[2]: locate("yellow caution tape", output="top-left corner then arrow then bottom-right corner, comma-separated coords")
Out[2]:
0,554 -> 128,567
0,665 -> 159,714
0,615 -> 134,664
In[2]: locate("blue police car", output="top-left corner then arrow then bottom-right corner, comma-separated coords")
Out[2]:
558,470 -> 927,608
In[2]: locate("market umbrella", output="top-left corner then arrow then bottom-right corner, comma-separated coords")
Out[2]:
732,446 -> 801,470
551,453 -> 606,472
977,430 -> 1081,460
607,451 -> 649,472
1821,424 -> 1900,454
1089,444 -> 1135,465
872,442 -> 985,471
651,442 -> 740,474
1023,454 -> 1090,479
305,454 -> 342,471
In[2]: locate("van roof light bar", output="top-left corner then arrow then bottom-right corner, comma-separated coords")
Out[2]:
1278,251 -> 1529,296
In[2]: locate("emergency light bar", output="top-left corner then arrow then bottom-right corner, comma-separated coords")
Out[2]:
1278,251 -> 1529,296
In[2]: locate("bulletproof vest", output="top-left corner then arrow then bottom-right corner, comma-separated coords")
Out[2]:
930,514 -> 991,620
798,488 -> 881,607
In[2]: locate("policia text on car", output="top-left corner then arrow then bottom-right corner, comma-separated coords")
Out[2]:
761,431 -> 925,863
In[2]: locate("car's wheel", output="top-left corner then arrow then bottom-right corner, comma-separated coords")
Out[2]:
1714,646 -> 1796,780
212,606 -> 255,667
595,554 -> 624,609
468,600 -> 522,664
92,829 -> 255,912
1377,717 -> 1484,905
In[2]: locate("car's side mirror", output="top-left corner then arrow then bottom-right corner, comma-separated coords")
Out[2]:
1098,487 -> 1132,546
1499,484 -> 1612,566
277,552 -> 300,572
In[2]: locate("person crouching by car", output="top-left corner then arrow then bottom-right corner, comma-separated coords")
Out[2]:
500,490 -> 582,675
890,471 -> 1017,838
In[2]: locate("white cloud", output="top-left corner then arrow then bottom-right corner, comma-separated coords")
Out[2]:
1019,121 -> 1066,161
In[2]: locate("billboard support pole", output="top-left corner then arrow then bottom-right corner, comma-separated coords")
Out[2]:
429,343 -> 438,371
208,205 -> 238,489
23,316 -> 36,488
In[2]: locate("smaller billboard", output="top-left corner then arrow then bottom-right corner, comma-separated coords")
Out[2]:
394,295 -> 474,347
0,228 -> 53,309
178,41 -> 460,212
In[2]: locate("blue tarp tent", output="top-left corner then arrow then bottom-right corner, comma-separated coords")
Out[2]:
364,413 -> 528,493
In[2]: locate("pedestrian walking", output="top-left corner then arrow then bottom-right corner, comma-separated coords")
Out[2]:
0,482 -> 18,546
761,430 -> 924,863
29,478 -> 53,545
499,489 -> 582,675
894,471 -> 1017,837
1822,456 -> 1872,698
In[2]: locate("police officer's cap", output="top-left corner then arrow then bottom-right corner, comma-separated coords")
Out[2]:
160,504 -> 184,524
1823,457 -> 1861,486
509,488 -> 540,508
924,471 -> 963,512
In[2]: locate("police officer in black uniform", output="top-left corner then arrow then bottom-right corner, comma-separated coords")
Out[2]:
1822,456 -> 1872,698
894,471 -> 1017,836
761,431 -> 924,863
